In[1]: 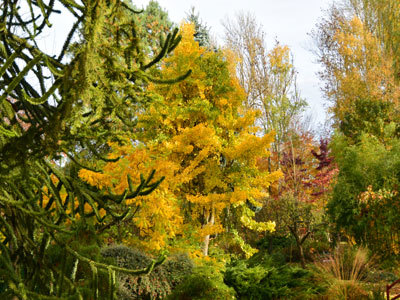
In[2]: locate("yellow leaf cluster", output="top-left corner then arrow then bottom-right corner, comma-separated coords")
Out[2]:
79,146 -> 183,249
331,16 -> 400,122
224,130 -> 275,163
78,169 -> 111,190
268,44 -> 292,74
197,223 -> 225,238
79,22 -> 281,254
240,206 -> 276,233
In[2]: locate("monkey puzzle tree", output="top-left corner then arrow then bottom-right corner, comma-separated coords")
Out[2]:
0,0 -> 189,298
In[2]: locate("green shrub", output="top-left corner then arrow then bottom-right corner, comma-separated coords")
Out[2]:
257,233 -> 307,263
366,269 -> 397,283
167,266 -> 236,300
101,245 -> 193,300
163,253 -> 195,288
224,251 -> 322,300
257,233 -> 294,251
328,131 -> 400,258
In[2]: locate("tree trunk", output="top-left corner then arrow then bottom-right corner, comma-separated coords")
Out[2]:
298,242 -> 306,269
202,208 -> 215,256
288,225 -> 310,269
203,234 -> 210,257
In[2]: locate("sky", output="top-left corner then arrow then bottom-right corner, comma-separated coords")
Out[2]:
41,0 -> 334,128
133,0 -> 334,128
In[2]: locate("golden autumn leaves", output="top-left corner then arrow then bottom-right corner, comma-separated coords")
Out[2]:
79,23 -> 281,255
317,14 -> 400,128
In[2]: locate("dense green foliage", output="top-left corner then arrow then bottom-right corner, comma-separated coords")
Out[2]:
224,252 -> 322,300
339,98 -> 397,142
329,128 -> 400,256
168,266 -> 236,300
101,246 -> 194,299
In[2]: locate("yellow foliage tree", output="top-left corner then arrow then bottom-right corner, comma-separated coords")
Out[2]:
331,16 -> 400,123
313,8 -> 400,140
80,23 -> 280,256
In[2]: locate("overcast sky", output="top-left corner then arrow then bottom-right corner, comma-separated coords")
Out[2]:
133,0 -> 334,128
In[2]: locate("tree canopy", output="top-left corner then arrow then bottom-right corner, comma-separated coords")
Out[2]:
80,23 -> 280,257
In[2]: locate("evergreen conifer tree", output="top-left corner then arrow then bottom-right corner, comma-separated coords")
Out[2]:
129,0 -> 175,55
0,0 -> 188,298
186,7 -> 211,48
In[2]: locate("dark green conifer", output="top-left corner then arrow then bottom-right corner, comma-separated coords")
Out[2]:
131,0 -> 175,55
0,0 -> 189,298
185,7 -> 211,48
